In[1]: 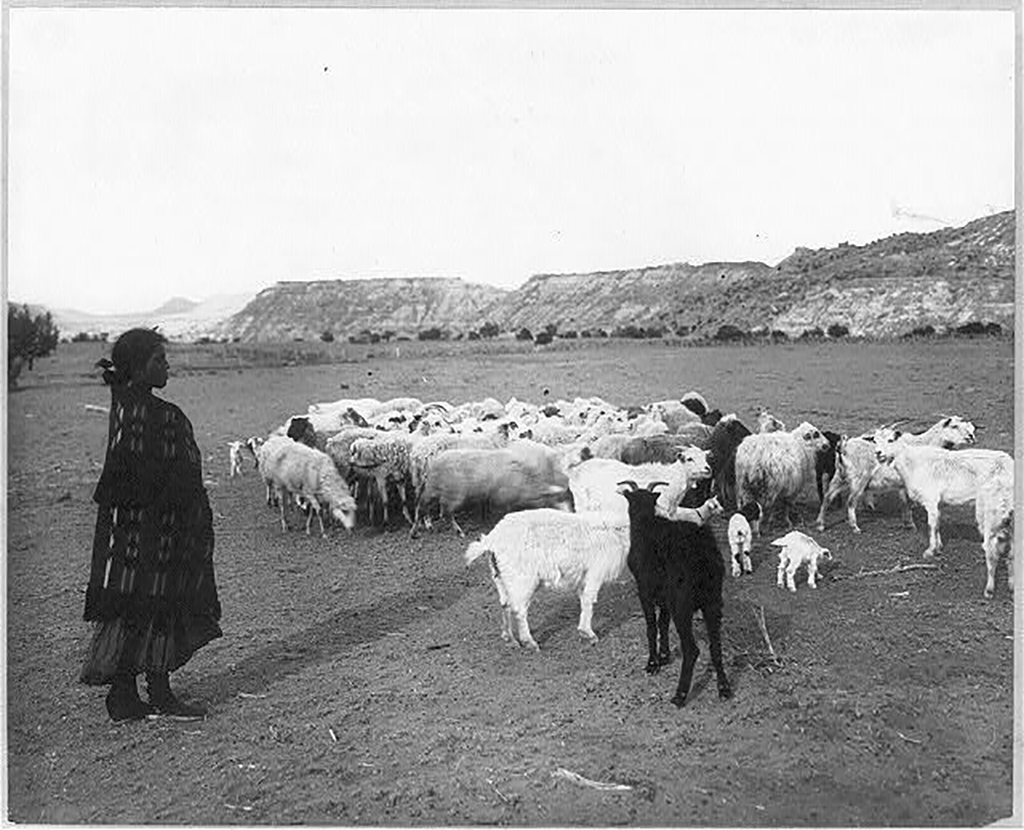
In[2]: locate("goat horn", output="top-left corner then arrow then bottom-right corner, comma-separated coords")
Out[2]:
616,480 -> 639,491
646,480 -> 671,492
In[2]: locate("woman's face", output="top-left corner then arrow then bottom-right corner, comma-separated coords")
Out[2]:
135,344 -> 169,389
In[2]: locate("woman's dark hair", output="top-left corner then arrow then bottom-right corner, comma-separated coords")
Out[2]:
96,328 -> 167,387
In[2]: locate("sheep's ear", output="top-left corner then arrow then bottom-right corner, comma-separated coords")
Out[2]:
942,417 -> 952,427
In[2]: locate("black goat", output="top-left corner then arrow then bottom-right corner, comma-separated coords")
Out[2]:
618,480 -> 732,708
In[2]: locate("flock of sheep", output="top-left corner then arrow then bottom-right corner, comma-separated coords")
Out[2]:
228,390 -> 1015,707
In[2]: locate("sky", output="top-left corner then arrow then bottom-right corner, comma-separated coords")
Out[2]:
6,7 -> 1017,316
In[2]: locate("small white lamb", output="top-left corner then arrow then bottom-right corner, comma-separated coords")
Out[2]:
772,530 -> 832,592
727,503 -> 763,577
228,440 -> 246,478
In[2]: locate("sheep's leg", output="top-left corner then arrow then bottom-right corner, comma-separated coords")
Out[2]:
897,489 -> 917,530
487,557 -> 516,643
845,479 -> 865,533
815,473 -> 845,530
702,602 -> 732,700
376,473 -> 390,526
397,478 -> 413,526
576,578 -> 600,643
670,607 -> 699,708
450,511 -> 466,538
983,533 -> 999,599
923,501 -> 941,557
776,554 -> 788,589
787,563 -> 799,592
730,544 -> 742,578
511,594 -> 540,652
806,558 -> 819,589
276,487 -> 289,532
741,545 -> 753,574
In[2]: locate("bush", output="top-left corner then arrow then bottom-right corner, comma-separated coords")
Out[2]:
534,331 -> 554,346
8,304 -> 59,373
903,324 -> 936,339
799,327 -> 825,341
479,321 -> 500,339
826,323 -> 849,338
320,330 -> 335,343
515,327 -> 534,342
418,327 -> 444,342
559,330 -> 578,339
714,324 -> 747,342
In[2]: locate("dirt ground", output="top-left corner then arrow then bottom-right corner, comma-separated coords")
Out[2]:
5,337 -> 1019,825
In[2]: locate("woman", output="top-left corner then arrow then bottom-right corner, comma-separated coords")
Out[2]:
80,328 -> 222,721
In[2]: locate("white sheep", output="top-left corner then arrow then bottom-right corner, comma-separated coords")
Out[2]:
816,416 -> 977,533
228,440 -> 246,478
569,455 -> 706,519
727,503 -> 763,577
755,408 -> 787,433
975,467 -> 1014,599
257,435 -> 357,536
348,433 -> 416,526
772,530 -> 832,592
734,421 -> 831,531
465,508 -> 632,649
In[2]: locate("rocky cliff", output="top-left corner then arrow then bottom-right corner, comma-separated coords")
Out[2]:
217,277 -> 506,342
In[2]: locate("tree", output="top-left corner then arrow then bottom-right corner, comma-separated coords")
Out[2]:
826,323 -> 849,339
479,321 -> 500,339
320,330 -> 335,343
8,304 -> 59,374
515,327 -> 533,342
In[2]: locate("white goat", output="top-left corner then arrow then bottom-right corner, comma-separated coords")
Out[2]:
874,428 -> 1013,568
735,421 -> 831,530
975,467 -> 1014,599
257,436 -> 357,536
816,416 -> 977,533
464,508 -> 633,649
772,530 -> 832,592
755,408 -> 787,433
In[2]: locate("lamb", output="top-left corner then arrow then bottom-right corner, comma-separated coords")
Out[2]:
256,436 -> 357,536
873,428 -> 1013,567
464,508 -> 631,648
734,421 -> 831,530
618,480 -> 732,708
771,530 -> 832,592
727,502 -> 763,577
816,416 -> 978,533
974,467 -> 1014,599
412,446 -> 572,537
228,440 -> 246,478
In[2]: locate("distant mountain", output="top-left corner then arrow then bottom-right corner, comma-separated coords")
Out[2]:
26,293 -> 256,341
481,211 -> 1015,339
20,210 -> 1015,344
215,277 -> 507,342
151,296 -> 200,316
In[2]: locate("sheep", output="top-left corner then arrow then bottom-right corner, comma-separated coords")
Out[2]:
618,480 -> 732,708
975,467 -> 1014,599
228,440 -> 246,478
408,426 -> 512,504
873,428 -> 1013,563
412,446 -> 572,537
727,502 -> 763,577
755,408 -> 787,434
651,445 -> 713,516
257,436 -> 357,536
568,453 -> 710,519
619,434 -> 699,465
695,413 -> 752,511
816,416 -> 978,533
645,400 -> 703,433
348,433 -> 416,526
771,530 -> 832,592
734,421 -> 831,530
815,430 -> 843,506
464,508 -> 631,648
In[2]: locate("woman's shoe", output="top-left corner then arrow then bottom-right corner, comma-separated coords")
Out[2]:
146,672 -> 207,720
105,676 -> 156,722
